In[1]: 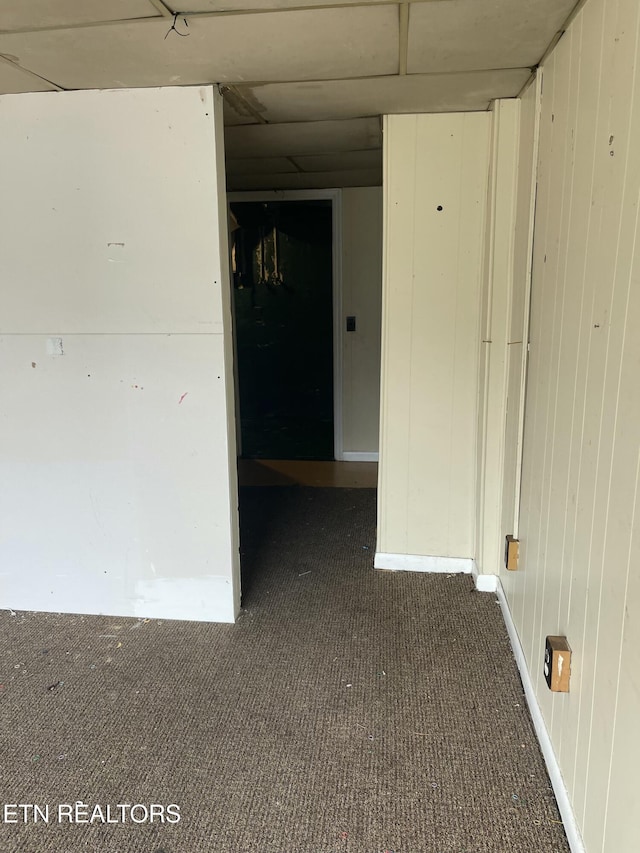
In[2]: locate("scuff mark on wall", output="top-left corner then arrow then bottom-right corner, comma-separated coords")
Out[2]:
134,575 -> 235,622
178,392 -> 188,405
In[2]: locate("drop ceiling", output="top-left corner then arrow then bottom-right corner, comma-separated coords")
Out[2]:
0,0 -> 579,190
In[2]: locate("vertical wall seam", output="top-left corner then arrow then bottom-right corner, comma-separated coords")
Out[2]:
530,53 -> 556,690
476,105 -> 500,573
515,71 -> 543,636
559,14 -> 585,641
377,117 -> 391,551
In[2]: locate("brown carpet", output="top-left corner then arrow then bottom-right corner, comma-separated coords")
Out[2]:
0,487 -> 569,853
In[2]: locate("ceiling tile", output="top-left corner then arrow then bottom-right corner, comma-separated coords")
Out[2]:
0,6 -> 398,90
293,150 -> 382,173
0,58 -> 57,93
226,156 -> 298,175
228,168 -> 382,192
407,0 -> 577,73
231,70 -> 532,124
224,118 -> 382,159
0,1 -> 160,32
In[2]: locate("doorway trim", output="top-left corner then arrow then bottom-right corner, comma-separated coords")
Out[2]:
228,188 -> 344,461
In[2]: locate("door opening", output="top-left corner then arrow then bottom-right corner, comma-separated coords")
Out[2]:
229,194 -> 339,461
227,188 -> 380,607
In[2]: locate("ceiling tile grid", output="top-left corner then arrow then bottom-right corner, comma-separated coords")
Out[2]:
0,6 -> 399,90
170,0 -> 401,10
0,0 -> 574,188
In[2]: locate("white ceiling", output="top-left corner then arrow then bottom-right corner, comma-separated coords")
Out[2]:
0,0 -> 579,189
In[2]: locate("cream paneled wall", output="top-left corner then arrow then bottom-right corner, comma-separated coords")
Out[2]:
377,113 -> 490,562
475,98 -> 520,579
507,0 -> 640,849
0,86 -> 240,623
496,76 -> 541,607
503,81 -> 540,513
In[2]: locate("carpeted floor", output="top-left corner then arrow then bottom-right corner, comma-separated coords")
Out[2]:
0,487 -> 569,853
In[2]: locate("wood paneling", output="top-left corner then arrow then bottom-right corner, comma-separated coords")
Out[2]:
378,113 -> 490,559
513,1 -> 640,849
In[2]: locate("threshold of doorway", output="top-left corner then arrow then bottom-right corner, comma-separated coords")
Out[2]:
238,459 -> 378,489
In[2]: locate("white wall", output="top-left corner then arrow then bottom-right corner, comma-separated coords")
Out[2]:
341,186 -> 382,458
502,0 -> 640,849
0,85 -> 240,623
377,113 -> 490,564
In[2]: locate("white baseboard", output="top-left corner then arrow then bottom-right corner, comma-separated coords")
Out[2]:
471,563 -> 499,592
341,451 -> 379,462
4,574 -> 237,624
495,580 -> 585,853
374,553 -> 501,588
374,552 -> 473,573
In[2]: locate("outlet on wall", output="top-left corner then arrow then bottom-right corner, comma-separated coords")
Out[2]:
544,636 -> 571,692
504,535 -> 519,570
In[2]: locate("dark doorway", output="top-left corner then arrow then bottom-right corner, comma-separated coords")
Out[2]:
230,199 -> 334,460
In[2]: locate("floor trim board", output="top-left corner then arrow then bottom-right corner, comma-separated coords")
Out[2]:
472,563 -> 499,592
495,580 -> 586,853
341,451 -> 379,462
374,552 -> 500,589
374,552 -> 473,573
